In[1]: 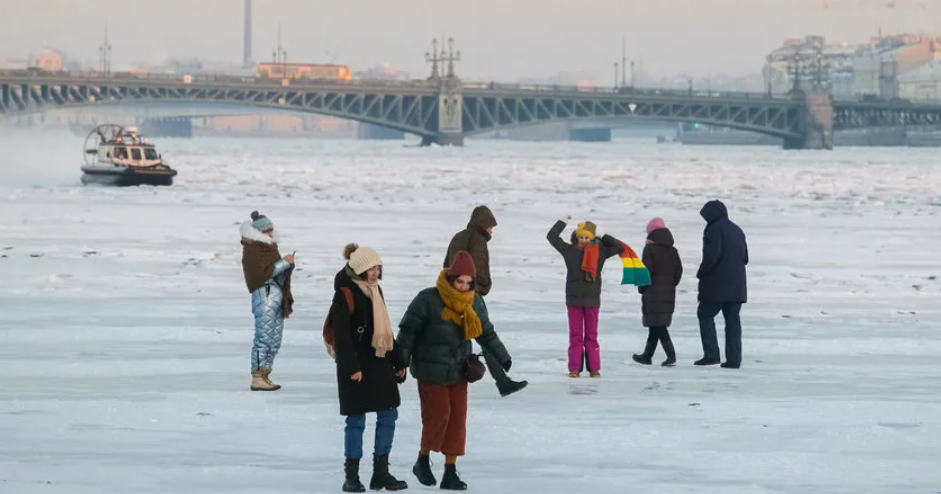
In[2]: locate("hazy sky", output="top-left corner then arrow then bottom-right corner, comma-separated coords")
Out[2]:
2,0 -> 940,81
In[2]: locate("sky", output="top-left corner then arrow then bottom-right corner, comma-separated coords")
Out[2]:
2,0 -> 940,82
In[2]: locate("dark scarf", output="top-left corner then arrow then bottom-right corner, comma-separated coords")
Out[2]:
241,239 -> 294,318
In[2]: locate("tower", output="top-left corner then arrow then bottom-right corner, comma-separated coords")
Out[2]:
243,0 -> 253,67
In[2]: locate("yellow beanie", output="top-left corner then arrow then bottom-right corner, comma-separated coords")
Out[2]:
575,221 -> 597,240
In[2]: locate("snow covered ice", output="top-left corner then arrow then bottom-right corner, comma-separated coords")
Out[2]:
1,128 -> 941,493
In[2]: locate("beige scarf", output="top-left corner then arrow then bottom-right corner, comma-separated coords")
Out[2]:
350,276 -> 394,358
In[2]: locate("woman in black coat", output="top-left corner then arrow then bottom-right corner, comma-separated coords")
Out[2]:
331,244 -> 408,492
632,218 -> 683,367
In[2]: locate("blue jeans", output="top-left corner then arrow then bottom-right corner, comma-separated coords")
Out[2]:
698,301 -> 742,364
345,408 -> 398,460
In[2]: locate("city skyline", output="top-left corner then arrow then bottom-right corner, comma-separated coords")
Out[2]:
2,0 -> 941,82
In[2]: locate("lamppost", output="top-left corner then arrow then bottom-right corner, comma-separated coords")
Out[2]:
444,37 -> 461,79
99,20 -> 111,78
614,62 -> 619,88
425,38 -> 441,80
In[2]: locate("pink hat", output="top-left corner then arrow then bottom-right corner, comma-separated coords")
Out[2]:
646,217 -> 666,234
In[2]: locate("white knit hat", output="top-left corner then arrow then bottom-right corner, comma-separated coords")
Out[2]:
346,245 -> 383,275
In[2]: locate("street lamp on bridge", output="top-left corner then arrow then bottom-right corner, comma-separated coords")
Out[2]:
425,38 -> 441,80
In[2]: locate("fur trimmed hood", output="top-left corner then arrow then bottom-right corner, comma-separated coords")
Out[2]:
240,221 -> 280,244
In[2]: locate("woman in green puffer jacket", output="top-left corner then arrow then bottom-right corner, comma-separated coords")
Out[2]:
395,251 -> 512,491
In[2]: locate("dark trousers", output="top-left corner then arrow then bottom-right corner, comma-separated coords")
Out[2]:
641,326 -> 676,360
697,301 -> 742,364
476,296 -> 510,387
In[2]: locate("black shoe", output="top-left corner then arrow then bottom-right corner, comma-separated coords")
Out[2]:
369,454 -> 408,491
632,354 -> 652,365
412,453 -> 436,487
661,358 -> 677,367
498,379 -> 528,397
720,362 -> 741,369
694,357 -> 721,366
343,458 -> 367,493
439,464 -> 467,491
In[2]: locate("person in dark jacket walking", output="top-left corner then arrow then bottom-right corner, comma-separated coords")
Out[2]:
396,251 -> 512,491
632,217 -> 683,367
694,200 -> 749,369
547,216 -> 625,378
331,244 -> 408,492
444,205 -> 527,398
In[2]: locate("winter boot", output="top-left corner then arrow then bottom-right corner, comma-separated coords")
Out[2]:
694,357 -> 721,366
412,453 -> 436,487
661,333 -> 677,367
439,464 -> 467,491
498,379 -> 528,398
261,368 -> 281,390
568,371 -> 580,378
589,371 -> 601,378
632,354 -> 653,365
720,362 -> 741,369
343,458 -> 366,493
250,370 -> 279,391
369,454 -> 407,491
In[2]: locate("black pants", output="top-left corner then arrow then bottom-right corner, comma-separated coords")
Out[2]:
697,301 -> 742,365
642,326 -> 676,360
476,296 -> 509,388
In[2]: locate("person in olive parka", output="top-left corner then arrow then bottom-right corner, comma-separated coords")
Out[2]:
331,244 -> 408,493
444,205 -> 527,397
632,217 -> 683,367
397,251 -> 512,491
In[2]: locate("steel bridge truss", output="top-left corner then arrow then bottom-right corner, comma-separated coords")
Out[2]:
461,92 -> 804,138
0,79 -> 442,137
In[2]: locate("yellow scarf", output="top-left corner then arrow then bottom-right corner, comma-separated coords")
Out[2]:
435,269 -> 483,340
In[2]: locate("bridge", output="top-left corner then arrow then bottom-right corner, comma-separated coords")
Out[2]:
4,70 -> 941,149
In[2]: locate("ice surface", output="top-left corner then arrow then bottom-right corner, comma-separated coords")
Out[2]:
1,128 -> 940,493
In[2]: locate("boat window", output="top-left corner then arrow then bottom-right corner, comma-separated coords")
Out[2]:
114,147 -> 127,159
144,148 -> 158,160
130,148 -> 142,160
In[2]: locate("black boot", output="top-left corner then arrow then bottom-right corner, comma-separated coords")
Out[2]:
369,454 -> 407,491
694,357 -> 720,366
343,458 -> 366,493
439,464 -> 467,491
661,331 -> 677,367
498,379 -> 528,397
632,331 -> 658,365
412,453 -> 436,487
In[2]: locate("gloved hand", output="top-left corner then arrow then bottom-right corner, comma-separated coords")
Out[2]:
502,359 -> 512,372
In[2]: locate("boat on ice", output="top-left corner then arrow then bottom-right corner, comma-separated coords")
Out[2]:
81,125 -> 178,186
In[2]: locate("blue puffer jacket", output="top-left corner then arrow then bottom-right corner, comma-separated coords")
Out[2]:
251,259 -> 292,321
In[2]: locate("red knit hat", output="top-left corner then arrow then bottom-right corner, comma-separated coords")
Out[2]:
447,251 -> 477,279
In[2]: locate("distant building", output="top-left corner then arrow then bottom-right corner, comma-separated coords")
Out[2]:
763,36 -> 858,98
255,62 -> 352,81
898,61 -> 941,102
853,35 -> 940,98
32,49 -> 64,71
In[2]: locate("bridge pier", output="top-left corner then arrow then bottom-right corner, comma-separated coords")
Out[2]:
422,76 -> 464,146
785,89 -> 833,150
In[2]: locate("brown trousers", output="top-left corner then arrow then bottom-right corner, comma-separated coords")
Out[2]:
418,380 -> 468,456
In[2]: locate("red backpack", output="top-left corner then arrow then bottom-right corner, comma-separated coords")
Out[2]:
323,287 -> 355,360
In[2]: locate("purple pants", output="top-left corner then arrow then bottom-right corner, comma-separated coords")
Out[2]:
567,305 -> 601,372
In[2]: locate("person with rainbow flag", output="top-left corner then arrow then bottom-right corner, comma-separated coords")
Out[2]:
547,216 -> 650,377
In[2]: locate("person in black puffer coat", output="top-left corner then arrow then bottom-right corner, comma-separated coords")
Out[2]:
331,244 -> 408,493
632,217 -> 683,367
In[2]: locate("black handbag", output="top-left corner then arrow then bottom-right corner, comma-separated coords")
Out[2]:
465,353 -> 486,383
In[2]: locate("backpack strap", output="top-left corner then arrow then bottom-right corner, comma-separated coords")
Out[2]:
339,286 -> 355,314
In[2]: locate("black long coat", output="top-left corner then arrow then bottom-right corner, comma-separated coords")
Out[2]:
696,200 -> 749,303
331,268 -> 405,416
639,228 -> 683,328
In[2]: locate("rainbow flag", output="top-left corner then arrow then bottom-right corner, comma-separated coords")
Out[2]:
619,242 -> 651,286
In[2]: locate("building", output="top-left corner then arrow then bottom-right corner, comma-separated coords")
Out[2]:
853,35 -> 939,98
255,63 -> 352,81
31,49 -> 64,71
763,36 -> 859,98
898,61 -> 941,102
